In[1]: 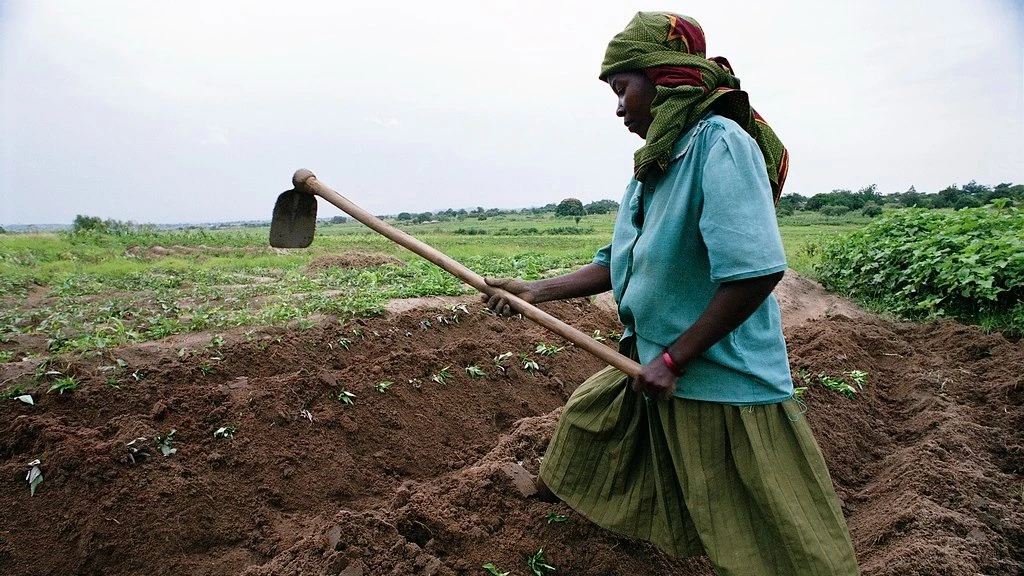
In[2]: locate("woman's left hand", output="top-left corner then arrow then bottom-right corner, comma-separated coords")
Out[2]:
633,357 -> 681,400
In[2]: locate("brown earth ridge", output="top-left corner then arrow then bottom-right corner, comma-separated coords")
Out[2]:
0,272 -> 1021,575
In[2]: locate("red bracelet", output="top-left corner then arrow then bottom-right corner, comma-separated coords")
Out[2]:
662,352 -> 683,377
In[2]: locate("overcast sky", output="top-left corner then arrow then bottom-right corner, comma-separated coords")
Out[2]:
2,0 -> 1022,225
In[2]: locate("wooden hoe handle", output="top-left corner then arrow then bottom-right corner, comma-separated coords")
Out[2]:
291,169 -> 642,378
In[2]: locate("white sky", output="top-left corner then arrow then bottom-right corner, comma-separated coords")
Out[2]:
1,0 -> 1022,225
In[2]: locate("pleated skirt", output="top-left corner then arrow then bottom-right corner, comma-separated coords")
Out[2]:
539,365 -> 860,576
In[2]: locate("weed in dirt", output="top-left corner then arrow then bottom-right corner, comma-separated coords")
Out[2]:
0,350 -> 13,363
431,366 -> 454,386
493,352 -> 514,374
155,429 -> 177,456
338,338 -> 352,350
482,563 -> 511,576
534,342 -> 563,356
520,354 -> 540,374
126,437 -> 150,464
465,365 -> 486,378
26,459 -> 43,496
213,426 -> 237,439
332,388 -> 356,405
47,376 -> 79,395
374,381 -> 393,393
525,548 -> 557,575
545,512 -> 569,524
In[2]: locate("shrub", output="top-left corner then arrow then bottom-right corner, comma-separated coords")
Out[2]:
861,205 -> 883,217
819,205 -> 850,216
816,207 -> 1024,332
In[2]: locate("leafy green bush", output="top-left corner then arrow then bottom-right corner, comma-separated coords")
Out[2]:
816,207 -> 1024,332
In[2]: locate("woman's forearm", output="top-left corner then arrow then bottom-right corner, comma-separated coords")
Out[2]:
532,263 -> 612,303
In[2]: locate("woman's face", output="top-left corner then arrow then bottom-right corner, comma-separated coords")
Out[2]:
607,72 -> 656,139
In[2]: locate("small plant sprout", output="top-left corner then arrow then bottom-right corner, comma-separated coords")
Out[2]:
525,548 -> 556,576
374,380 -> 394,393
26,459 -> 43,496
155,429 -> 177,457
591,329 -> 606,342
47,376 -> 79,394
546,512 -> 569,524
431,365 -> 454,385
817,373 -> 858,399
451,304 -> 469,314
792,386 -> 808,402
334,387 -> 356,405
213,426 -> 236,439
845,369 -> 868,389
534,342 -> 563,356
338,337 -> 352,350
208,334 -> 225,348
465,365 -> 486,378
300,408 -> 314,422
493,352 -> 514,374
482,563 -> 510,576
520,355 -> 540,374
125,437 -> 149,464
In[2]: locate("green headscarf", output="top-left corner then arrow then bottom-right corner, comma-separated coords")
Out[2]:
600,12 -> 788,202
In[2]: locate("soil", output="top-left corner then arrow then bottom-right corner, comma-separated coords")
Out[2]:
306,252 -> 406,271
1,273 -> 1021,576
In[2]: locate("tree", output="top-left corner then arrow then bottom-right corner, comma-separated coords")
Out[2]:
72,215 -> 107,233
329,215 -> 348,224
555,198 -> 586,217
396,212 -> 413,221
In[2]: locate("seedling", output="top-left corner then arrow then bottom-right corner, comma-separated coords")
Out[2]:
2,386 -> 33,404
792,386 -> 808,402
408,378 -> 422,391
431,366 -> 454,385
374,380 -> 394,393
482,563 -> 510,576
493,352 -> 514,374
26,459 -> 43,496
208,334 -> 225,348
300,408 -> 314,422
525,548 -> 556,575
546,512 -> 569,524
534,342 -> 563,356
451,304 -> 469,314
155,429 -> 177,456
419,319 -> 432,330
465,365 -> 486,378
845,369 -> 868,388
213,426 -> 236,439
520,355 -> 540,374
126,437 -> 149,463
818,373 -> 858,399
591,330 -> 606,342
338,338 -> 352,350
333,387 -> 357,405
47,376 -> 79,394
0,350 -> 13,363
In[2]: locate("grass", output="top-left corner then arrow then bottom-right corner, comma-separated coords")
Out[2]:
0,211 -> 862,364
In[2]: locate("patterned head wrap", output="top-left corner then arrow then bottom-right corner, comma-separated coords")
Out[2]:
601,12 -> 789,202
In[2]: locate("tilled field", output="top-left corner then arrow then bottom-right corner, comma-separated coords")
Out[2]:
1,275 -> 1021,575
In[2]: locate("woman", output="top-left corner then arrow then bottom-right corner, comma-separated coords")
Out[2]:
485,12 -> 860,576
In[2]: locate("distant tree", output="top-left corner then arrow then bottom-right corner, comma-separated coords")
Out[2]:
330,215 -> 348,224
396,212 -> 413,221
414,212 -> 434,223
0,225 -> 6,234
953,195 -> 983,210
72,215 -> 107,233
555,198 -> 586,218
583,199 -> 620,215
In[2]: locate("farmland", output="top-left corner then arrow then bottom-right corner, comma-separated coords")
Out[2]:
0,211 -> 1022,575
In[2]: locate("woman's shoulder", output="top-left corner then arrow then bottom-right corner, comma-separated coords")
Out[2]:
670,113 -> 746,160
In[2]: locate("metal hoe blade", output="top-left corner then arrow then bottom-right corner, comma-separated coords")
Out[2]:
270,189 -> 317,248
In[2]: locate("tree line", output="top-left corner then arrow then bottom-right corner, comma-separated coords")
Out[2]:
778,181 -> 1023,217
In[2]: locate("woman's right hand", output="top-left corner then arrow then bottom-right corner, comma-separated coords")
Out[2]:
482,277 -> 536,316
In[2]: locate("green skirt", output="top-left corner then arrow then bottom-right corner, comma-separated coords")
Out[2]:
539,365 -> 860,576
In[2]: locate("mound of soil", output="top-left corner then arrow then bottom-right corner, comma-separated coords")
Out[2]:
306,252 -> 405,271
0,275 -> 1021,575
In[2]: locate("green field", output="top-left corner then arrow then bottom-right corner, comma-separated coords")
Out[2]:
0,211 -> 864,360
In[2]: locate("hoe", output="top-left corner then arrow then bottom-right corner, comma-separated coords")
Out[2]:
270,169 -> 640,377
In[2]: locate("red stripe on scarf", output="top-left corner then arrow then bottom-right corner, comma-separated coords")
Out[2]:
644,66 -> 706,89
